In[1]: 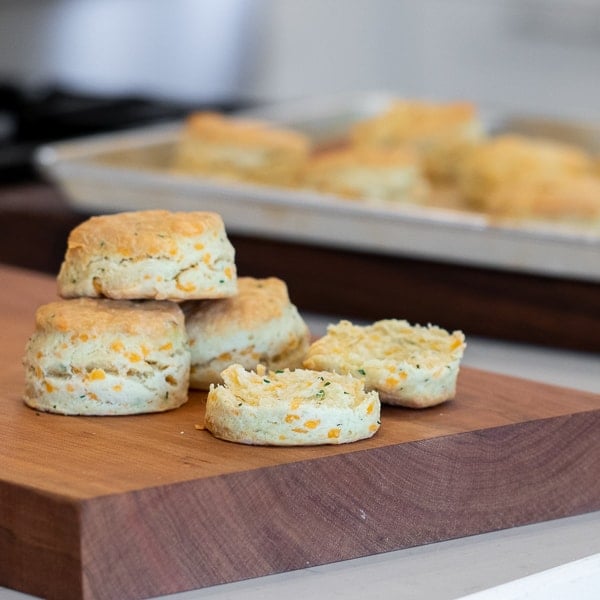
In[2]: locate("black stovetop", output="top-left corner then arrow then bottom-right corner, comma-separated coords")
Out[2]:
0,82 -> 240,182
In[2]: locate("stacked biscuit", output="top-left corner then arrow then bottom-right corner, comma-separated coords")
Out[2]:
23,210 -> 310,416
23,208 -> 466,445
23,210 -> 238,415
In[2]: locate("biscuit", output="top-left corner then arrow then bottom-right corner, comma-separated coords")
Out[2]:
23,298 -> 190,415
484,173 -> 600,225
57,210 -> 237,300
301,146 -> 429,203
455,134 -> 593,210
351,100 -> 482,182
172,112 -> 310,187
184,277 -> 310,389
303,319 -> 466,408
204,364 -> 381,445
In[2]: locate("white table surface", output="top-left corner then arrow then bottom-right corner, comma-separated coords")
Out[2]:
2,312 -> 599,600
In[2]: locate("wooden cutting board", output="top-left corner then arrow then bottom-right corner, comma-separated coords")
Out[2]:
1,264 -> 600,600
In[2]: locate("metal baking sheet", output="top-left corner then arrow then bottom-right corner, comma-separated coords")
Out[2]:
34,92 -> 600,283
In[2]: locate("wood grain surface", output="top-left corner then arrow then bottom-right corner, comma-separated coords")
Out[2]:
1,264 -> 600,600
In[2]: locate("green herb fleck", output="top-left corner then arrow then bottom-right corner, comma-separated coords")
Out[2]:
275,369 -> 284,374
357,368 -> 366,376
263,378 -> 271,384
323,381 -> 331,386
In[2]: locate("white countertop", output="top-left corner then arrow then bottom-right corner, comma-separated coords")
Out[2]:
2,314 -> 599,600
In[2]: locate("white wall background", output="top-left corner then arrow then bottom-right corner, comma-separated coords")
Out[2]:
1,0 -> 599,121
246,0 -> 600,121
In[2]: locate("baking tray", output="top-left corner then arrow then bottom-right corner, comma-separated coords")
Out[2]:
35,92 -> 600,283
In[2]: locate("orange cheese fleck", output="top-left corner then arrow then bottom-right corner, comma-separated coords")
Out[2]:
366,402 -> 374,415
285,414 -> 300,423
450,339 -> 463,351
111,340 -> 124,352
327,428 -> 341,439
224,266 -> 233,280
176,281 -> 196,292
87,368 -> 106,381
159,342 -> 173,351
128,352 -> 141,363
44,381 -> 55,393
304,420 -> 320,429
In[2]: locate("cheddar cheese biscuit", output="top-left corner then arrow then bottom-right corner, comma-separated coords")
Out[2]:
57,210 -> 237,301
303,319 -> 466,408
184,277 -> 310,389
351,100 -> 482,182
302,146 -> 429,203
23,298 -> 190,415
172,112 -> 310,187
204,364 -> 381,445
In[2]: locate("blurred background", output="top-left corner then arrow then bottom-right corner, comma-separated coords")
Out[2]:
2,0 -> 600,114
0,0 -> 599,350
2,0 -> 600,181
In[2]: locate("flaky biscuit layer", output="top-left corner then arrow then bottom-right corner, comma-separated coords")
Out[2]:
23,298 -> 190,415
57,210 -> 237,300
304,319 -> 465,408
184,277 -> 310,389
205,364 -> 380,445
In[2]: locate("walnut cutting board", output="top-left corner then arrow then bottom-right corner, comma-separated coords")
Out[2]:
1,264 -> 600,600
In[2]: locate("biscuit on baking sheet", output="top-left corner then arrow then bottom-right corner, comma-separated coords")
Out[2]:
204,364 -> 381,446
301,146 -> 430,203
23,298 -> 190,415
484,173 -> 600,226
57,210 -> 237,301
184,277 -> 310,389
350,100 -> 483,182
303,319 -> 466,409
455,134 -> 594,210
172,112 -> 310,187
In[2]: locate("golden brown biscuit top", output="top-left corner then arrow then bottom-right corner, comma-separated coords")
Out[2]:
183,112 -> 310,153
306,147 -> 420,171
486,173 -> 600,219
184,277 -> 291,334
65,210 -> 225,258
462,135 -> 592,178
353,100 -> 478,141
35,298 -> 184,336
